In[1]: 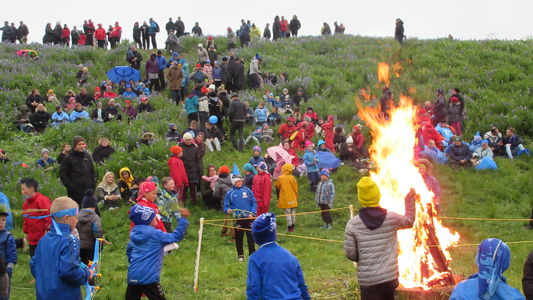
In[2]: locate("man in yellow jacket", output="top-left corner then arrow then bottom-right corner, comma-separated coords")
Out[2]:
274,164 -> 298,232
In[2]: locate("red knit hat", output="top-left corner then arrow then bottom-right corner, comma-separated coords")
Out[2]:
218,165 -> 230,174
170,145 -> 183,155
196,64 -> 202,68
201,86 -> 209,95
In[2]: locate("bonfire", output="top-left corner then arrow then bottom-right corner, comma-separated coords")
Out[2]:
357,63 -> 460,290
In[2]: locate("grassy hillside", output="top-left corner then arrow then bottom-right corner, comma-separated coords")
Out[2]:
0,36 -> 532,299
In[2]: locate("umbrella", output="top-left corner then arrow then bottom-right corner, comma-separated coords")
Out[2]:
106,66 -> 141,84
266,145 -> 294,164
317,151 -> 342,169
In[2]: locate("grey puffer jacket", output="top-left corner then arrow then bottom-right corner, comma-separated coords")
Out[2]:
344,195 -> 415,287
76,208 -> 103,249
213,174 -> 233,200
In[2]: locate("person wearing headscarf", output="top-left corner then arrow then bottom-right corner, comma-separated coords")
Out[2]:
118,167 -> 135,201
243,163 -> 257,190
451,238 -> 524,299
344,177 -> 416,299
247,213 -> 310,299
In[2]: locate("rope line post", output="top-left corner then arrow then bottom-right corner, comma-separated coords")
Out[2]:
349,205 -> 354,219
193,217 -> 205,292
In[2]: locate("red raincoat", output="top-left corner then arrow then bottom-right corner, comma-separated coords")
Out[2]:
252,171 -> 272,215
322,115 -> 335,152
22,192 -> 51,246
168,155 -> 189,190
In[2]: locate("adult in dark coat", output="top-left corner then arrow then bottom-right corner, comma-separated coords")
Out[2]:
395,18 -> 405,44
126,46 -> 143,70
92,138 -> 115,164
132,22 -> 142,49
272,16 -> 281,40
289,16 -> 301,37
140,21 -> 149,50
59,136 -> 97,207
17,21 -> 29,43
445,137 -> 472,167
228,94 -> 247,152
29,104 -> 50,133
26,89 -> 43,113
263,24 -> 271,40
165,18 -> 176,34
523,250 -> 533,298
175,17 -> 185,37
233,58 -> 245,91
53,23 -> 62,45
76,88 -> 94,107
43,23 -> 54,44
432,89 -> 447,126
179,133 -> 200,204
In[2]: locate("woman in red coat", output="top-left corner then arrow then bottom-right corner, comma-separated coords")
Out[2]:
421,123 -> 445,150
252,162 -> 272,215
168,146 -> 189,203
322,115 -> 335,152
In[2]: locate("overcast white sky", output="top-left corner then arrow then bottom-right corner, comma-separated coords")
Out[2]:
2,0 -> 532,45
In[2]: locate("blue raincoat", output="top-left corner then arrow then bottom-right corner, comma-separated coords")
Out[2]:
450,238 -> 525,300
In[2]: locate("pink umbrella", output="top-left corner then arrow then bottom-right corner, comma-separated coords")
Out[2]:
266,145 -> 294,164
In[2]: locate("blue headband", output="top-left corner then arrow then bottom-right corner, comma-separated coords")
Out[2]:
51,208 -> 78,218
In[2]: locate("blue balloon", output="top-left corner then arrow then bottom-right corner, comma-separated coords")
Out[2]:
209,115 -> 218,124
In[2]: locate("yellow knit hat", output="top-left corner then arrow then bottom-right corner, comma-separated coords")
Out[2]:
357,177 -> 381,207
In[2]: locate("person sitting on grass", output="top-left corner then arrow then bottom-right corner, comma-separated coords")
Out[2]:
472,140 -> 494,166
0,207 -> 17,298
118,167 -> 134,202
205,121 -> 223,152
450,238 -> 524,299
126,204 -> 189,300
95,172 -> 121,210
224,175 -> 256,262
344,177 -> 416,300
31,197 -> 94,300
76,192 -> 103,265
315,169 -> 335,229
247,213 -> 310,300
70,102 -> 90,122
483,126 -> 504,156
36,148 -> 56,170
445,136 -> 472,167
503,127 -> 529,159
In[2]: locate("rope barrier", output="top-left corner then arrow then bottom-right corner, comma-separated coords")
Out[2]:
201,206 -> 352,222
438,216 -> 533,222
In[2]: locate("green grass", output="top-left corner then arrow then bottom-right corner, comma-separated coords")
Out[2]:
0,35 -> 532,299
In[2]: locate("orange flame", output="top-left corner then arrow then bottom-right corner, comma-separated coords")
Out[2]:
393,62 -> 402,78
377,63 -> 391,87
358,95 -> 460,290
359,88 -> 374,102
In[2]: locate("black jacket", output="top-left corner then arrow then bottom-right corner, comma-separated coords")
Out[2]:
137,103 -> 154,113
29,111 -> 50,132
76,93 -> 94,107
165,21 -> 176,32
59,150 -> 97,193
523,250 -> 533,300
289,19 -> 301,32
92,145 -> 115,164
26,95 -> 43,112
395,22 -> 404,38
175,20 -> 185,36
179,143 -> 201,182
263,27 -> 271,40
132,25 -> 141,40
229,100 -> 246,122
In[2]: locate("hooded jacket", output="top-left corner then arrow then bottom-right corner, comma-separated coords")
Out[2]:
213,174 -> 233,200
179,142 -> 201,183
252,171 -> 272,209
168,155 -> 189,187
343,195 -> 415,287
59,150 -> 97,194
247,243 -> 310,300
316,179 -> 335,207
167,64 -> 183,90
76,209 -> 103,249
303,150 -> 319,173
118,167 -> 134,199
275,164 -> 299,209
0,230 -> 17,271
127,219 -> 188,285
223,185 -> 257,218
22,192 -> 52,245
30,222 -> 90,300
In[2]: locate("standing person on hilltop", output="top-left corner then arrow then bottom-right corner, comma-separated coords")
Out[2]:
395,18 -> 405,44
140,21 -> 149,50
263,23 -> 271,40
280,16 -> 289,38
192,22 -> 203,37
227,27 -> 236,49
52,22 -> 62,45
175,17 -> 185,37
344,177 -> 416,300
59,136 -> 97,207
94,23 -> 106,49
148,18 -> 159,49
110,22 -> 122,49
166,18 -> 176,35
132,22 -> 142,49
70,25 -> 80,47
239,19 -> 251,47
84,19 -> 95,46
289,15 -> 301,37
17,21 -> 29,44
272,16 -> 281,40
321,22 -> 332,36
61,24 -> 70,47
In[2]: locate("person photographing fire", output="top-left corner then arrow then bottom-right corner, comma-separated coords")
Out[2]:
344,176 -> 416,300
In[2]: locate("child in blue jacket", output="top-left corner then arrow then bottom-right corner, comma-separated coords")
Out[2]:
247,213 -> 310,300
30,197 -> 93,300
126,204 -> 189,300
303,141 -> 320,191
224,175 -> 257,262
0,208 -> 16,300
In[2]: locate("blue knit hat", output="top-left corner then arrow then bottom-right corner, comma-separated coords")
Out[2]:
252,213 -> 277,245
317,140 -> 326,147
253,145 -> 262,153
257,161 -> 268,172
129,204 -> 156,225
320,169 -> 330,177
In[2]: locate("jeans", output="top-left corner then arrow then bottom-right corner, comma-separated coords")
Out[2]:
505,143 -> 525,159
230,121 -> 245,151
205,138 -> 221,152
149,34 -> 157,49
158,70 -> 166,90
244,135 -> 260,146
97,39 -> 105,48
235,219 -> 255,256
170,89 -> 181,105
307,171 -> 320,191
319,204 -> 332,224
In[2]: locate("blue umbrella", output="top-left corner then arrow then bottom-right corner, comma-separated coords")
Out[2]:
317,151 -> 342,169
106,66 -> 141,84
